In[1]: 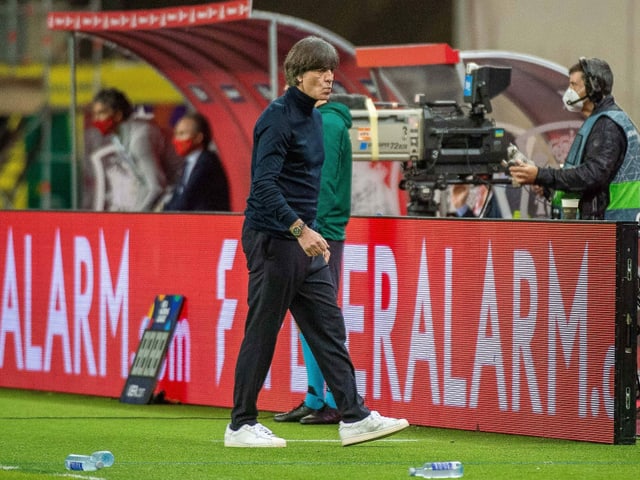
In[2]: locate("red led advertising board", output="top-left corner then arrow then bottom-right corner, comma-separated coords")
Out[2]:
0,211 -> 635,443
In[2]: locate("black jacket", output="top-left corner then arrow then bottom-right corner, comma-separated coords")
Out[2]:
163,149 -> 230,212
536,96 -> 627,219
244,86 -> 324,237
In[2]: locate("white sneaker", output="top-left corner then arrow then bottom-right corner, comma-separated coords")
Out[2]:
339,411 -> 409,446
224,423 -> 287,447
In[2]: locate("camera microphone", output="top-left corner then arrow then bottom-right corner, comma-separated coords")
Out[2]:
566,94 -> 588,106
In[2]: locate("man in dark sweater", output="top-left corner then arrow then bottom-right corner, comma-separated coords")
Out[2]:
224,36 -> 409,448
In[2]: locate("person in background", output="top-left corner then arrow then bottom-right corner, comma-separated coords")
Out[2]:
163,112 -> 230,212
274,93 -> 364,425
448,184 -> 475,217
509,57 -> 640,221
224,36 -> 408,448
90,88 -> 175,211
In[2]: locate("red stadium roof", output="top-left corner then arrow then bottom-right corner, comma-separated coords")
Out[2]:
48,1 -> 375,211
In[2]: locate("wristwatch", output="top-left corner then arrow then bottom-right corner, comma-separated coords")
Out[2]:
290,222 -> 306,238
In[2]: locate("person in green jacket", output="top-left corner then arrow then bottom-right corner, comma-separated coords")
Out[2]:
275,93 -> 365,424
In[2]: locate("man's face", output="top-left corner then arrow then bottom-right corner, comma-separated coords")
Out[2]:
172,117 -> 203,157
91,101 -> 118,123
91,101 -> 122,135
174,117 -> 200,144
568,71 -> 587,98
568,70 -> 593,113
297,68 -> 334,101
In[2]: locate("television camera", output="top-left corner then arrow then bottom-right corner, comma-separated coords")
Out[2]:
349,65 -> 513,216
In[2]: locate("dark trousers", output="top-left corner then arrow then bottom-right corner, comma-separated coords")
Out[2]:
230,225 -> 369,428
326,239 -> 343,295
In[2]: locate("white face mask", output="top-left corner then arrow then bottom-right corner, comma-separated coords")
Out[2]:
562,88 -> 585,112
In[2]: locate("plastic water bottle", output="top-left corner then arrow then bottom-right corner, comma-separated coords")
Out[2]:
65,454 -> 103,471
91,451 -> 115,467
409,461 -> 463,478
64,451 -> 114,471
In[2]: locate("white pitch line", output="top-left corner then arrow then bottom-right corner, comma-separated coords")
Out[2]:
55,474 -> 107,480
1,465 -> 107,480
212,438 -> 418,443
288,438 -> 418,443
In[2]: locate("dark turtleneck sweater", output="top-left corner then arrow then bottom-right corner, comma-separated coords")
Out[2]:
244,86 -> 324,238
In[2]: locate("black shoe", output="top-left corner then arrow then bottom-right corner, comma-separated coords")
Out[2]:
300,406 -> 342,425
273,402 -> 315,422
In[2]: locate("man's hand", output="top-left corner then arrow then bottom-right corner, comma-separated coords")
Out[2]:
451,184 -> 471,209
509,162 -> 539,186
504,144 -> 538,187
296,225 -> 330,259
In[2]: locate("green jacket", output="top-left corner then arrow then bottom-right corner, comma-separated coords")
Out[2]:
317,101 -> 353,240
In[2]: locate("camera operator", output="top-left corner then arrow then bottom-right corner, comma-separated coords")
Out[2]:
509,57 -> 640,221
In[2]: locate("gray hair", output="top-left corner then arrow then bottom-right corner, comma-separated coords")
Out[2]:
284,36 -> 339,87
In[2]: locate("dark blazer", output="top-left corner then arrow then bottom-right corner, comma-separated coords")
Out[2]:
163,149 -> 230,212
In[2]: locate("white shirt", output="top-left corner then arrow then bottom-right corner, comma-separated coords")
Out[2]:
179,148 -> 203,192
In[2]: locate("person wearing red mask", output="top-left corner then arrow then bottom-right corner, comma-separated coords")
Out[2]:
163,112 -> 230,211
89,88 -> 177,211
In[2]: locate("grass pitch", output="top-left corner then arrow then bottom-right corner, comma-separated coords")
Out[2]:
0,388 -> 638,479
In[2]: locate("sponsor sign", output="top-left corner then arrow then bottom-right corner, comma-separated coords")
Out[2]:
0,211 -> 635,443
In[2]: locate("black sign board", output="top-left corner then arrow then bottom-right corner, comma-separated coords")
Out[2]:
120,294 -> 185,404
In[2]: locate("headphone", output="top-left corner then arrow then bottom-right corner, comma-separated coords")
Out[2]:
579,57 -> 602,100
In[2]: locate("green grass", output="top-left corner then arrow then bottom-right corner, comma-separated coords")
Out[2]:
0,388 -> 638,479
